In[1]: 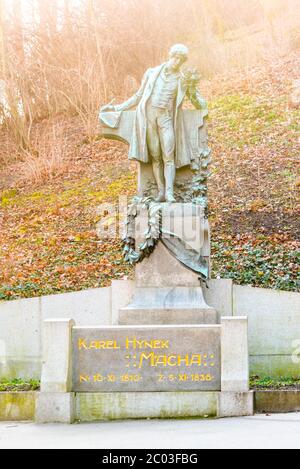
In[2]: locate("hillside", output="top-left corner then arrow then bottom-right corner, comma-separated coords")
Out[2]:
0,54 -> 299,300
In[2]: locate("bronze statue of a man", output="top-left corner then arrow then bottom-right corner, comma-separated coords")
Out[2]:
102,44 -> 207,203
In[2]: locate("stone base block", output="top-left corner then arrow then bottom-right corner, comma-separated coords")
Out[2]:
218,392 -> 254,418
119,307 -> 217,325
221,317 -> 249,393
35,393 -> 75,424
118,286 -> 217,325
76,392 -> 219,421
135,242 -> 205,288
75,392 -> 255,422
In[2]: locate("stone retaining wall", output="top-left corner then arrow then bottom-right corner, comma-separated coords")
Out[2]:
0,280 -> 299,380
1,390 -> 300,422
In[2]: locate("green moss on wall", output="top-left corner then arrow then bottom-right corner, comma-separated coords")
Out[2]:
0,392 -> 36,421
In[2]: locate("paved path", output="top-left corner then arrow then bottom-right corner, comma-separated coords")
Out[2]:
0,414 -> 299,449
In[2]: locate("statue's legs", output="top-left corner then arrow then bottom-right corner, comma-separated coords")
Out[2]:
146,110 -> 165,202
146,107 -> 176,203
157,111 -> 176,203
152,162 -> 166,203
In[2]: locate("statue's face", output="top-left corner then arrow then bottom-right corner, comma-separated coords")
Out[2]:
167,54 -> 186,72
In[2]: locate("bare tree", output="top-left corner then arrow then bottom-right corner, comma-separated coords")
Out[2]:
0,0 -> 6,79
259,0 -> 286,41
12,0 -> 24,63
0,0 -> 298,152
38,0 -> 58,38
63,0 -> 72,33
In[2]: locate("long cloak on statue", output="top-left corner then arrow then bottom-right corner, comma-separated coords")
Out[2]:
121,63 -> 196,169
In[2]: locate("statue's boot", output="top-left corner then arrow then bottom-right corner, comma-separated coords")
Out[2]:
153,161 -> 166,202
156,192 -> 166,203
165,164 -> 176,203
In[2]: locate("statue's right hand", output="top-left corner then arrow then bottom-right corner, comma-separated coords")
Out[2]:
100,104 -> 116,113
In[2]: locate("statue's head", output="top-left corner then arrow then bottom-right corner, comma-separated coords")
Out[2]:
167,44 -> 189,72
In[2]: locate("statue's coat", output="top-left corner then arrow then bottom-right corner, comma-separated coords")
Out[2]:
123,64 -> 195,169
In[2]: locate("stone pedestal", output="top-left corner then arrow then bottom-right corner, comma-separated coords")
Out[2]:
119,204 -> 216,326
37,319 -> 253,422
33,96 -> 253,424
119,284 -> 217,325
36,319 -> 75,424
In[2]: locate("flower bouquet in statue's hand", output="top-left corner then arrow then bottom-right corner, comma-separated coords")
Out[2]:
182,68 -> 208,111
182,68 -> 201,89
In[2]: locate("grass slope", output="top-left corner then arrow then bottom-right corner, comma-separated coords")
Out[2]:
0,55 -> 299,300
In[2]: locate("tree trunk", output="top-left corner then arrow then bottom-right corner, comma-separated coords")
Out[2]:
86,0 -> 108,99
0,0 -> 6,79
38,0 -> 58,38
49,0 -> 58,36
63,0 -> 72,33
12,0 -> 24,63
202,0 -> 226,40
38,0 -> 48,33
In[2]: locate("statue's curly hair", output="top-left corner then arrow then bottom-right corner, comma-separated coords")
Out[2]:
169,44 -> 189,61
